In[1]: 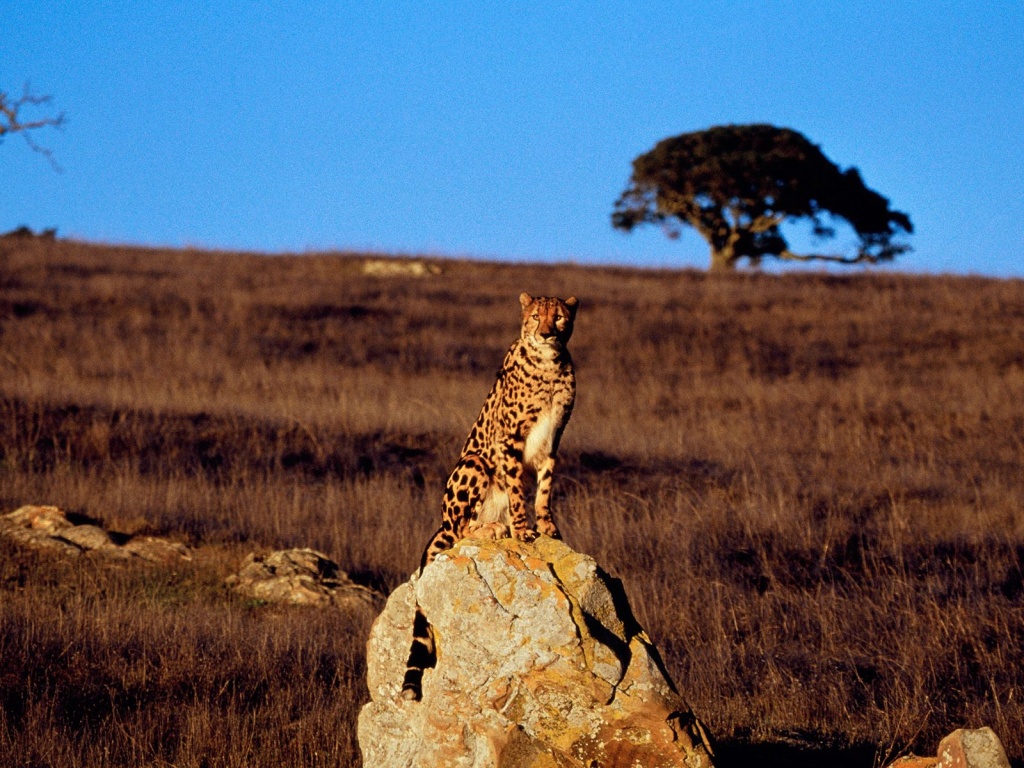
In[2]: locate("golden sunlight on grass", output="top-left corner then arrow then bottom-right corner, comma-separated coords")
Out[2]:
1,238 -> 1022,766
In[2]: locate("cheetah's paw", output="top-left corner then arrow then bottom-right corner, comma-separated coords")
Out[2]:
511,527 -> 539,543
535,520 -> 561,539
467,521 -> 509,540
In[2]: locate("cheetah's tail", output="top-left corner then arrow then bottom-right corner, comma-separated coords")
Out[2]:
401,605 -> 435,701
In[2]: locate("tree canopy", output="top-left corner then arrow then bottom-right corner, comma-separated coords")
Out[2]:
612,124 -> 913,271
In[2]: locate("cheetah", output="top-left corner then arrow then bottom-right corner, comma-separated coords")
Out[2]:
401,292 -> 578,701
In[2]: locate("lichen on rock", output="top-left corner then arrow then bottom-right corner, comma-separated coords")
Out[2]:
358,536 -> 715,768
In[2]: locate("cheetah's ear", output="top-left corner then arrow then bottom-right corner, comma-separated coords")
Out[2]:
564,296 -> 579,317
519,292 -> 534,310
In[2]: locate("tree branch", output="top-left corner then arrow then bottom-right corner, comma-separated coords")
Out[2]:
748,213 -> 784,234
777,249 -> 880,265
0,84 -> 65,171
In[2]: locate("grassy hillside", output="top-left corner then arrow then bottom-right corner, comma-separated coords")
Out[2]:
1,237 -> 1022,767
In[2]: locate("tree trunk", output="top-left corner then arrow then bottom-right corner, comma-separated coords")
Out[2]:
709,245 -> 737,272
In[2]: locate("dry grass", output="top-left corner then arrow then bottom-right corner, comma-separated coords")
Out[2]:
1,237 -> 1022,766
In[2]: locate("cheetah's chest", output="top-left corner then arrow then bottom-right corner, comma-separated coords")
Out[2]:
524,408 -> 561,468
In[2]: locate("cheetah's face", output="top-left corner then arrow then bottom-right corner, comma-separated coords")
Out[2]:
518,293 -> 578,350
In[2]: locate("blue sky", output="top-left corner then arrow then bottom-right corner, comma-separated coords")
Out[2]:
3,2 -> 1022,276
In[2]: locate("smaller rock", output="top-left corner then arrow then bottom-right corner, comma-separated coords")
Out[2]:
4,505 -> 74,533
123,536 -> 193,563
57,524 -> 116,551
362,259 -> 441,277
886,728 -> 1011,768
226,548 -> 383,611
1,505 -> 80,554
937,728 -> 1011,768
1,505 -> 191,562
888,757 -> 938,768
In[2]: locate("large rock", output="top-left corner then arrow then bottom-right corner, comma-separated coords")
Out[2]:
358,536 -> 715,768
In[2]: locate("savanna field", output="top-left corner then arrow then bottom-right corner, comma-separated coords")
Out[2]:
1,237 -> 1022,767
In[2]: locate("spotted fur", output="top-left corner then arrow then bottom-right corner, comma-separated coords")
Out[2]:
401,292 -> 578,701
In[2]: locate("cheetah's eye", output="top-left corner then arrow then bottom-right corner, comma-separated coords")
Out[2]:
532,314 -> 540,320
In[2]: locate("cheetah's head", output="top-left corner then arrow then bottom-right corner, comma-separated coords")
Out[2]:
519,293 -> 578,352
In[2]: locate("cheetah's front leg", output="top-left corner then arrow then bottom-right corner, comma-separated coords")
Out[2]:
533,455 -> 561,539
502,440 -> 537,542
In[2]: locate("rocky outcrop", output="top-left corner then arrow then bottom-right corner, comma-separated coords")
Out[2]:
358,536 -> 715,768
4,507 -> 383,611
0,505 -> 191,562
888,728 -> 1011,768
226,548 -> 384,611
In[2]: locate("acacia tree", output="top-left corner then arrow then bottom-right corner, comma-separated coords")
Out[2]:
1,84 -> 64,169
612,124 -> 912,272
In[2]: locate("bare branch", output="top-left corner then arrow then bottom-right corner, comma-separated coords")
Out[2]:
777,249 -> 877,265
0,83 -> 65,171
